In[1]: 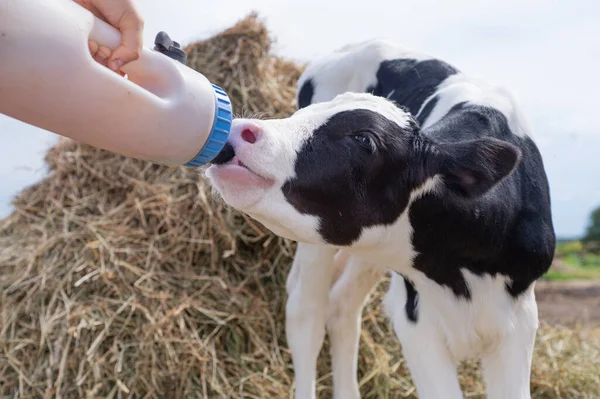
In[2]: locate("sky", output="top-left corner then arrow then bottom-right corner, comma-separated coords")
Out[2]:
1,0 -> 599,238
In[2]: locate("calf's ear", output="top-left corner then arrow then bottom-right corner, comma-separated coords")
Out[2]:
433,137 -> 522,198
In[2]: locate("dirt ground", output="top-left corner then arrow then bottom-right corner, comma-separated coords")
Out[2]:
535,280 -> 600,326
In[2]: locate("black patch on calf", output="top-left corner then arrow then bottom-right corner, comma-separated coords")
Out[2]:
297,79 -> 315,109
403,276 -> 419,323
375,59 -> 458,116
282,109 -> 421,246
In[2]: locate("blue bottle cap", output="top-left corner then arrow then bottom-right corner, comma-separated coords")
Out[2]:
184,84 -> 233,167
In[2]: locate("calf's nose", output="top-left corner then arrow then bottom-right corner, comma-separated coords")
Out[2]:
238,121 -> 261,144
211,120 -> 263,165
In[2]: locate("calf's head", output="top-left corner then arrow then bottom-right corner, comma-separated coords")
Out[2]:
205,92 -> 521,247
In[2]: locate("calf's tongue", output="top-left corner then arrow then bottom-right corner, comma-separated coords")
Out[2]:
210,142 -> 236,165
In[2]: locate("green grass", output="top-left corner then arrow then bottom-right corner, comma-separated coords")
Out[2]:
543,240 -> 600,281
544,268 -> 600,281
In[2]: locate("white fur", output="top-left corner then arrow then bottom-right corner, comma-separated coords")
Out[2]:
419,73 -> 535,140
293,91 -> 413,132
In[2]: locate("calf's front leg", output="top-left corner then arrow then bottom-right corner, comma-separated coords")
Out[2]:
327,255 -> 385,399
285,242 -> 336,399
384,273 -> 464,399
480,287 -> 538,399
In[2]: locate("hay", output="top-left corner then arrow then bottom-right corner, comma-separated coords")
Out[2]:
0,13 -> 599,399
184,13 -> 301,120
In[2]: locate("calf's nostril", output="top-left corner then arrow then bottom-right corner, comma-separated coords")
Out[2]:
241,128 -> 257,144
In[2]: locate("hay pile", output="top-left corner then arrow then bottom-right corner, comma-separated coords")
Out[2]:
1,13 -> 599,399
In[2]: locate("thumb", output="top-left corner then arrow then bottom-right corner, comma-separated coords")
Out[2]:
108,10 -> 144,71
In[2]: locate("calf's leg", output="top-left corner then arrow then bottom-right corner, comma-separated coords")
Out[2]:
326,255 -> 385,399
285,242 -> 336,399
384,273 -> 464,399
480,287 -> 538,399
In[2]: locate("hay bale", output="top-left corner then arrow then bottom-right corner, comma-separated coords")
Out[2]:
0,13 -> 599,399
184,12 -> 302,119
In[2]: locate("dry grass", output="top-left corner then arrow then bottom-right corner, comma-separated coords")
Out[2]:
1,13 -> 599,399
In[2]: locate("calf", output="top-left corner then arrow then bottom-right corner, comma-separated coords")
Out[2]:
205,38 -> 555,399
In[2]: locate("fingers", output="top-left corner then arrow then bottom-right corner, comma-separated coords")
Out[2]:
108,10 -> 144,72
88,39 -> 99,56
76,0 -> 144,72
89,0 -> 144,72
88,40 -> 112,67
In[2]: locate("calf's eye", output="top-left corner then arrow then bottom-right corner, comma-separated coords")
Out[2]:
353,134 -> 373,151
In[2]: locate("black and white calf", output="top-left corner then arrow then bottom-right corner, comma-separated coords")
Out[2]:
205,38 -> 555,399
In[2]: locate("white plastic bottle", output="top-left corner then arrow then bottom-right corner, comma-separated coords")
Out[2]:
0,0 -> 232,167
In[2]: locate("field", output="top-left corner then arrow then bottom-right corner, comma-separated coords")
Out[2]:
535,241 -> 600,327
1,13 -> 599,399
544,241 -> 600,282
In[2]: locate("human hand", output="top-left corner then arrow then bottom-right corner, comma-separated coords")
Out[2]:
74,0 -> 144,73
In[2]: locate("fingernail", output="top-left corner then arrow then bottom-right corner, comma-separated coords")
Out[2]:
110,58 -> 123,71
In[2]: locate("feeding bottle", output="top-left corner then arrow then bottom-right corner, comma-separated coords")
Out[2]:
0,0 -> 233,167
